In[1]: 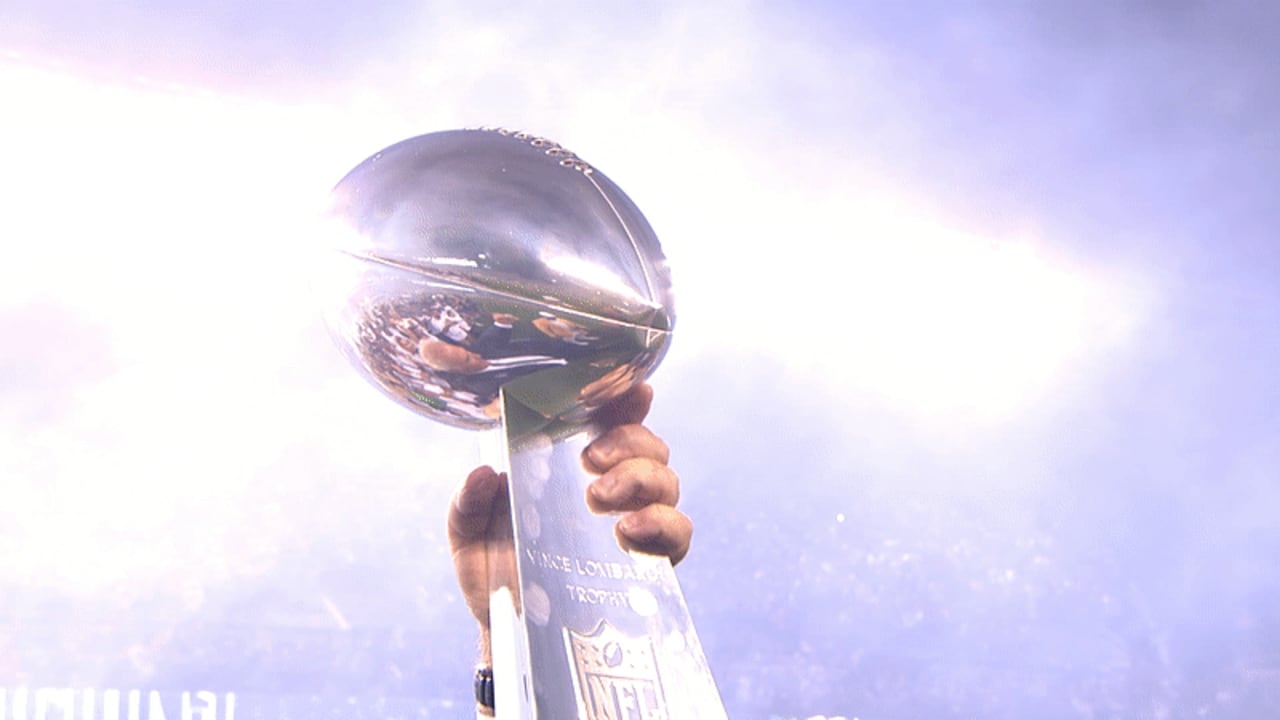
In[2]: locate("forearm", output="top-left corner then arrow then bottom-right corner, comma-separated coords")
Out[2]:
475,627 -> 494,718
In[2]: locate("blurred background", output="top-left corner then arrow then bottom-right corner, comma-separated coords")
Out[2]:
2,1 -> 1278,718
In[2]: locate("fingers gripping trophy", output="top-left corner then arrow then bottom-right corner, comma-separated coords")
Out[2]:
321,129 -> 728,719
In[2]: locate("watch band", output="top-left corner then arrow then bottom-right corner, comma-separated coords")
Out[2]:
474,666 -> 495,714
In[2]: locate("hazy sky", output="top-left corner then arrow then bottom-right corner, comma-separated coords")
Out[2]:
2,3 -> 1278,718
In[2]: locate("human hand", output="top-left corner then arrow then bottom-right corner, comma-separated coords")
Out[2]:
446,383 -> 692,651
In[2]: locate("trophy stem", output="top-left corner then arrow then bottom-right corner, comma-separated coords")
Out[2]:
488,391 -> 727,720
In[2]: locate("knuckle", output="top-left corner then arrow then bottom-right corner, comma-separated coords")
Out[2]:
622,425 -> 669,463
624,460 -> 676,505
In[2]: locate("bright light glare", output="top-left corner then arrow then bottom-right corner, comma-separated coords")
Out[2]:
846,225 -> 1111,419
814,217 -> 1142,422
668,195 -> 1148,426
0,61 -> 440,600
543,252 -> 654,306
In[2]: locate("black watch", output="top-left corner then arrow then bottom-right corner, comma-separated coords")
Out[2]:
474,666 -> 495,712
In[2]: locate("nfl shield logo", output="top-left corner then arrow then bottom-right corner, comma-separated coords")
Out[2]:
565,620 -> 669,720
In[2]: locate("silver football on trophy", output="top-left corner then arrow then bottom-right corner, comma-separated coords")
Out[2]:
320,129 -> 675,430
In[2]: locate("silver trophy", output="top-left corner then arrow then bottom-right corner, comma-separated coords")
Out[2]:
320,128 -> 727,719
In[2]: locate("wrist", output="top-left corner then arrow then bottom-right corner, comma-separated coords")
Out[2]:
477,624 -> 492,665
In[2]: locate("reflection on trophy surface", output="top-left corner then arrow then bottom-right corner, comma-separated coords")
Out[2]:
322,128 -> 726,719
